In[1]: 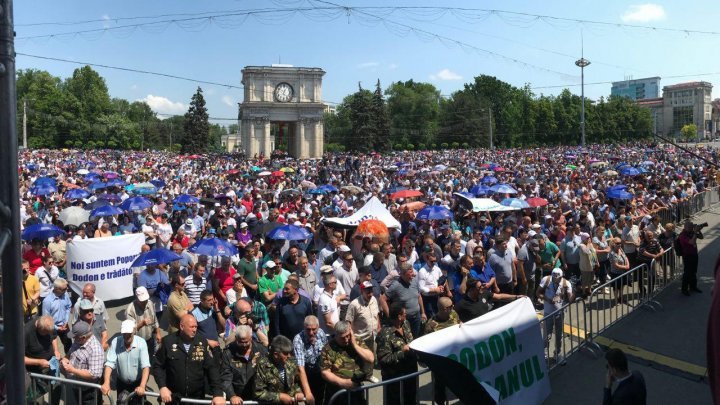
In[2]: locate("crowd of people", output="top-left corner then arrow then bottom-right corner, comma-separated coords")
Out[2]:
18,142 -> 718,404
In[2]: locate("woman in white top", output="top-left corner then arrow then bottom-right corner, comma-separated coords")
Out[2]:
35,256 -> 60,300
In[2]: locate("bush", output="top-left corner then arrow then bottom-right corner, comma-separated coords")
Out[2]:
431,143 -> 437,150
418,143 -> 426,150
406,143 -> 415,150
394,143 -> 403,150
325,142 -> 346,152
461,142 -> 470,149
451,142 -> 460,149
440,142 -> 449,149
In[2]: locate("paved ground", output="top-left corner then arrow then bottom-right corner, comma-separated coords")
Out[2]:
543,205 -> 720,404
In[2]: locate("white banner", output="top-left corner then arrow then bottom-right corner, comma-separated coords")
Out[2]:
410,298 -> 550,404
66,234 -> 144,301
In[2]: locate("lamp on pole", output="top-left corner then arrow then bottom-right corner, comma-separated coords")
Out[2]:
575,57 -> 590,147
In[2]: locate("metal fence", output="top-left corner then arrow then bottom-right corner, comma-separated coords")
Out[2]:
27,372 -> 115,405
123,391 -> 260,405
327,368 -> 431,405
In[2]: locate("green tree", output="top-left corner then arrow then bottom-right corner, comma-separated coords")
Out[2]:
386,80 -> 440,147
348,84 -> 374,152
63,66 -> 112,148
681,123 -> 698,141
208,123 -> 227,152
372,79 -> 391,151
181,87 -> 210,153
16,69 -> 69,148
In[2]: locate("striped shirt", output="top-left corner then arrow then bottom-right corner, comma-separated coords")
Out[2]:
184,276 -> 210,305
293,328 -> 328,371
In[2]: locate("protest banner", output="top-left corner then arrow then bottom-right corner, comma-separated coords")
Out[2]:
66,234 -> 144,301
410,297 -> 550,405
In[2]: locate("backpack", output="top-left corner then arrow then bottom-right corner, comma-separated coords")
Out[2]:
673,237 -> 684,257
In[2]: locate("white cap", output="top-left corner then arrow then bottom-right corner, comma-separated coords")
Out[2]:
135,286 -> 149,302
528,230 -> 537,238
265,261 -> 277,269
363,255 -> 374,267
120,320 -> 136,334
338,245 -> 351,252
551,268 -> 563,277
239,222 -> 248,228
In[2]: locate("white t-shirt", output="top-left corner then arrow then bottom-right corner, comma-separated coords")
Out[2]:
317,290 -> 339,334
225,287 -> 248,307
539,276 -> 572,314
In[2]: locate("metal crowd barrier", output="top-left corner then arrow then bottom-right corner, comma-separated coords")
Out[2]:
327,368 -> 431,405
123,390 -> 260,405
28,372 -> 115,405
647,247 -> 680,301
539,299 -> 591,372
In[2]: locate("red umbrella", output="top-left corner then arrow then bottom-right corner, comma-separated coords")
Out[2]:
272,170 -> 285,177
526,197 -> 549,207
390,189 -> 423,200
354,219 -> 390,242
226,169 -> 240,175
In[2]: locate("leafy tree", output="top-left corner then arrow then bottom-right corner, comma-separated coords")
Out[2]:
681,123 -> 698,141
16,69 -> 69,148
386,80 -> 440,147
348,84 -> 374,152
181,87 -> 210,153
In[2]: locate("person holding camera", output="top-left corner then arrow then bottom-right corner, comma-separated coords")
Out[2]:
678,220 -> 705,296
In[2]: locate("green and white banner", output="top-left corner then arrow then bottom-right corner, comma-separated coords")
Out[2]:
410,297 -> 550,404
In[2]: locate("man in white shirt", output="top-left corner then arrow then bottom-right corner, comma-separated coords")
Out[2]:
317,275 -> 340,334
417,251 -> 444,317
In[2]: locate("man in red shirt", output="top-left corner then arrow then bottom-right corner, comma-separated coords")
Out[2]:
23,239 -> 50,275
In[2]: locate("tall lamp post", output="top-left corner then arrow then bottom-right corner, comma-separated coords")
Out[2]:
575,57 -> 590,147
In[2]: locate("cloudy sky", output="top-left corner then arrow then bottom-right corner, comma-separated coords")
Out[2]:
14,1 -> 720,124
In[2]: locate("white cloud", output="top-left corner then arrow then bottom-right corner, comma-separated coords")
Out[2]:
621,4 -> 666,23
357,62 -> 380,69
429,68 -> 462,81
221,95 -> 234,107
388,63 -> 398,70
101,14 -> 111,29
138,95 -> 187,116
130,84 -> 138,91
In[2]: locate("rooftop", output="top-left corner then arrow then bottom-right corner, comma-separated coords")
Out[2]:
663,81 -> 713,90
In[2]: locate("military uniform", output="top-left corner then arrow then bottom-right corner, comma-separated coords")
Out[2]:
320,339 -> 368,405
253,355 -> 302,404
423,310 -> 460,405
376,320 -> 417,405
220,342 -> 267,401
423,310 -> 460,335
151,333 -> 223,404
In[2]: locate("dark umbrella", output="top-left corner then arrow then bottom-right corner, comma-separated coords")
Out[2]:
188,237 -> 239,257
22,224 -> 65,241
130,248 -> 182,267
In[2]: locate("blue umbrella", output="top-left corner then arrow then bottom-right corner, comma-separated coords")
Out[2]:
606,184 -> 628,192
26,163 -> 37,171
131,185 -> 158,195
416,206 -> 454,221
30,183 -> 58,196
481,176 -> 498,185
98,193 -> 123,203
308,188 -> 327,195
606,189 -> 634,200
90,205 -> 124,217
103,171 -> 119,179
22,224 -> 66,241
500,198 -> 531,209
88,181 -> 108,191
33,177 -> 57,186
454,191 -> 475,199
64,188 -> 91,200
489,184 -> 518,194
173,194 -> 200,204
106,178 -> 126,187
470,184 -> 492,196
120,196 -> 153,212
84,199 -> 113,211
130,248 -> 182,267
319,184 -> 338,193
266,224 -> 312,241
150,179 -> 166,189
188,237 -> 239,257
84,173 -> 101,181
620,167 -> 641,176
384,186 -> 407,194
615,162 -> 630,170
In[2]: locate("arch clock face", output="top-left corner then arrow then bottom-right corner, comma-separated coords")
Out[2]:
274,82 -> 293,102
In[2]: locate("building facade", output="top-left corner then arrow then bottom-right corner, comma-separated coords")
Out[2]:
611,77 -> 660,101
221,65 -> 326,158
632,81 -> 713,139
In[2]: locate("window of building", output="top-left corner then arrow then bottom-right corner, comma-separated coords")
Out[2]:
672,105 -> 694,134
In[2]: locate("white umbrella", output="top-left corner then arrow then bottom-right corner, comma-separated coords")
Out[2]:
58,206 -> 90,226
76,169 -> 89,175
258,171 -> 272,177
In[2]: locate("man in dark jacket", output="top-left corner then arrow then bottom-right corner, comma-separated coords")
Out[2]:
152,314 -> 225,405
220,325 -> 267,404
603,348 -> 646,405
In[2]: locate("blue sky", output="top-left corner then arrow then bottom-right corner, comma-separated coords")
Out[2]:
15,1 -> 720,125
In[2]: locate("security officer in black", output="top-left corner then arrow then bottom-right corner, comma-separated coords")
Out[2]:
152,314 -> 225,405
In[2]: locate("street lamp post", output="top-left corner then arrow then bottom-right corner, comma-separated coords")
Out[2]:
575,57 -> 590,147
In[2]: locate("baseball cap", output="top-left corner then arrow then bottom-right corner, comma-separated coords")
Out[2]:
78,299 -> 94,311
361,281 -> 374,290
338,245 -> 351,253
239,222 -> 248,228
264,261 -> 277,269
135,286 -> 150,302
551,268 -> 563,277
120,320 -> 136,334
320,265 -> 334,274
71,321 -> 92,337
232,273 -> 243,280
528,230 -> 537,238
580,232 -> 590,241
